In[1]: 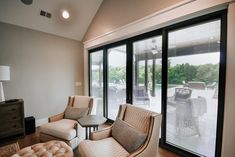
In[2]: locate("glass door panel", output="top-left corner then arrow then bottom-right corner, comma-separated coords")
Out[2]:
90,50 -> 104,116
166,20 -> 221,157
133,36 -> 162,113
107,45 -> 126,120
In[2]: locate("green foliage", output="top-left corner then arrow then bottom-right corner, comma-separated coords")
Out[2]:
91,62 -> 219,86
138,66 -> 145,84
167,63 -> 218,85
196,64 -> 219,84
108,67 -> 126,83
168,63 -> 197,84
155,65 -> 162,84
138,63 -> 219,85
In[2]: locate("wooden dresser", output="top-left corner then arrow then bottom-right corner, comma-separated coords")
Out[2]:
0,99 -> 25,139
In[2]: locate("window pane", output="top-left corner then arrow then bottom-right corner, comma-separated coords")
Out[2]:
166,20 -> 220,157
133,36 -> 162,113
90,51 -> 103,116
108,45 -> 126,119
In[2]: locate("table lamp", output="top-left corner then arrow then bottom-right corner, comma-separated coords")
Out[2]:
0,66 -> 10,102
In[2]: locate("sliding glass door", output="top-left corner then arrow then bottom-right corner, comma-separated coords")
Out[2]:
89,50 -> 104,116
107,45 -> 127,120
88,10 -> 226,157
133,36 -> 162,114
166,20 -> 222,157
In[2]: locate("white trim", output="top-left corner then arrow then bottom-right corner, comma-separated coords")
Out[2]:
36,117 -> 48,127
83,0 -> 230,49
84,0 -> 195,45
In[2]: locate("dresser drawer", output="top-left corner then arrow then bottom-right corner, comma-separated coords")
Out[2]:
0,120 -> 23,132
0,113 -> 21,123
0,99 -> 25,139
0,104 -> 21,114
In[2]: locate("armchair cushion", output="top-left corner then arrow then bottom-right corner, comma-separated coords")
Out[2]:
79,137 -> 129,157
40,119 -> 77,140
112,118 -> 147,153
73,96 -> 92,108
123,105 -> 152,133
64,106 -> 89,120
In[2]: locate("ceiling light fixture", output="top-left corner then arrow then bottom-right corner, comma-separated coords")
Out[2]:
62,10 -> 70,19
21,0 -> 33,5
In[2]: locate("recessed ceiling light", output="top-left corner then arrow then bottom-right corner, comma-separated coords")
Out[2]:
62,10 -> 70,19
21,0 -> 33,5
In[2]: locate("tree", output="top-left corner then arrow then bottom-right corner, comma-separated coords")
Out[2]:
196,64 -> 219,84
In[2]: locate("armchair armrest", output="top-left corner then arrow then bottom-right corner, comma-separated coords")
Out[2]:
74,123 -> 79,137
48,112 -> 65,122
90,126 -> 112,140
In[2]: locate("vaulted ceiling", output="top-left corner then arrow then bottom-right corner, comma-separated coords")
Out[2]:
0,0 -> 103,41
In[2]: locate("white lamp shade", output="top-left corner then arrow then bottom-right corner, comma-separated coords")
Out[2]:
0,66 -> 10,81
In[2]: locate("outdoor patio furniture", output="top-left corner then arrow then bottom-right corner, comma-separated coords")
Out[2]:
167,88 -> 207,136
134,86 -> 150,106
182,81 -> 189,87
173,96 -> 207,136
207,82 -> 217,89
188,81 -> 206,90
174,88 -> 192,101
213,87 -> 218,99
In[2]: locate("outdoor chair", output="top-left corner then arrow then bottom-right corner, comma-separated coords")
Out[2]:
134,86 -> 150,106
188,81 -> 206,90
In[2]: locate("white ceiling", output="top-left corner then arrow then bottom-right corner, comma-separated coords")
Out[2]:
0,0 -> 103,41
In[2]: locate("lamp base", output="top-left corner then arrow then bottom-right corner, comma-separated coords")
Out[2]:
0,82 -> 5,102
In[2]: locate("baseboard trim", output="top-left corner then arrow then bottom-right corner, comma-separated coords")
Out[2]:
36,117 -> 48,127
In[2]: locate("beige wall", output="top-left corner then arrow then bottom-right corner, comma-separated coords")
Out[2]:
222,2 -> 235,157
83,0 -> 184,41
0,22 -> 84,121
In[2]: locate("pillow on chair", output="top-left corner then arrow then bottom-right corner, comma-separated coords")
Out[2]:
64,106 -> 88,120
112,118 -> 147,153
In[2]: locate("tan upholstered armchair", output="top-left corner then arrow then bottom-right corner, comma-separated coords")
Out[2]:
40,95 -> 93,149
78,104 -> 162,157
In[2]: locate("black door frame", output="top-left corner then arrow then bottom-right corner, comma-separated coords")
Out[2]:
88,10 -> 227,157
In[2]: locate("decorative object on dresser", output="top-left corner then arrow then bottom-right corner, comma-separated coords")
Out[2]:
0,99 -> 25,140
0,66 -> 10,102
